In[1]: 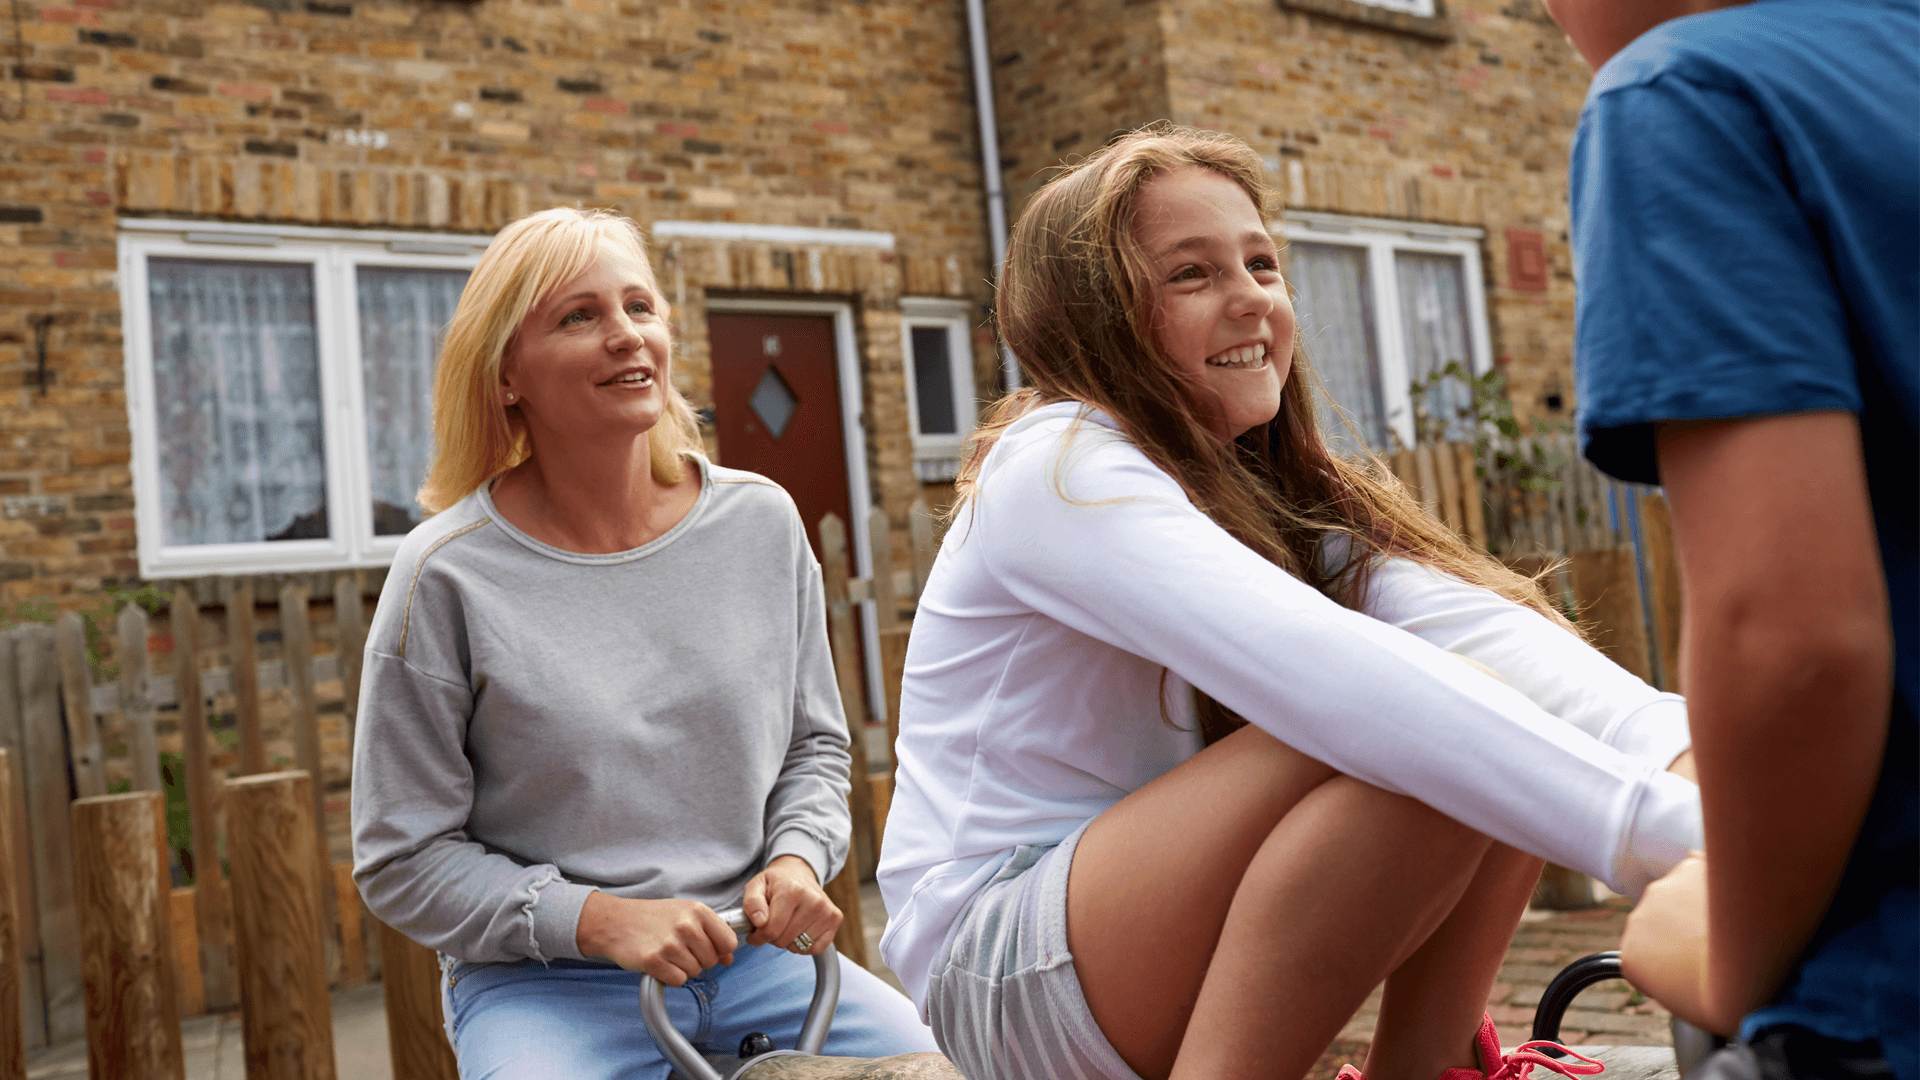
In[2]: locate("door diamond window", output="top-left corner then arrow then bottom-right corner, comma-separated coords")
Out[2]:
750,365 -> 798,439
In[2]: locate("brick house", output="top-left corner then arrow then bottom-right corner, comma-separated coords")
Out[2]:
1,0 -> 1594,713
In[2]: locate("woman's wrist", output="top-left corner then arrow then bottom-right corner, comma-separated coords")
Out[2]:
575,889 -> 620,958
765,852 -> 820,886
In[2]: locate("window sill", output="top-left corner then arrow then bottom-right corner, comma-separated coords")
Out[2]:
1276,0 -> 1452,42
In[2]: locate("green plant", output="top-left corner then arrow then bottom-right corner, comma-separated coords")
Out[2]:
158,751 -> 196,883
1408,361 -> 1580,524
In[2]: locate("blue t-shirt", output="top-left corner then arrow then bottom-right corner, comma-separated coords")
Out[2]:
1569,0 -> 1919,1072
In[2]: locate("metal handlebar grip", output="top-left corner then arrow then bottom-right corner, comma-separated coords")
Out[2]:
1531,950 -> 1623,1047
639,907 -> 841,1080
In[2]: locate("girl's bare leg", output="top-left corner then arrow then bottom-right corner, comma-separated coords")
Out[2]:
1364,843 -> 1545,1078
1066,724 -> 1519,1080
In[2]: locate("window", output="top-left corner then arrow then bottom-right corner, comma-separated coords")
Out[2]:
900,298 -> 978,482
1279,212 -> 1492,452
118,221 -> 486,576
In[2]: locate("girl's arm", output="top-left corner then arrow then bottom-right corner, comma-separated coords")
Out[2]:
1359,556 -> 1692,769
973,423 -> 1701,895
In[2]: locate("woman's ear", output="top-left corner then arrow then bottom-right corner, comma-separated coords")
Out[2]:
498,344 -> 520,406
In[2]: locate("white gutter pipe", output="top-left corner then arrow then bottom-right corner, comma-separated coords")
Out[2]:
964,0 -> 1021,391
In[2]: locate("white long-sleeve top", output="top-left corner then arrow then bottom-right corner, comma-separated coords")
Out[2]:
877,403 -> 1701,1016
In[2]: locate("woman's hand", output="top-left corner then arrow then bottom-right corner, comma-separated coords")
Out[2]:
1619,852 -> 1731,1034
575,892 -> 737,986
742,854 -> 842,956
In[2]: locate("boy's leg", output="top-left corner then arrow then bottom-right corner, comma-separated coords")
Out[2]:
704,942 -> 940,1060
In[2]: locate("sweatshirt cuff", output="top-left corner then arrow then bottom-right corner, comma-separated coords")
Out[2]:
767,829 -> 836,888
1609,766 -> 1705,898
1603,694 -> 1693,770
527,873 -> 595,963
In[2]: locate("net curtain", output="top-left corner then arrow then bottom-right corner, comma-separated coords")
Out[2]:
1394,250 -> 1474,441
1288,241 -> 1386,451
148,257 -> 328,546
358,266 -> 468,534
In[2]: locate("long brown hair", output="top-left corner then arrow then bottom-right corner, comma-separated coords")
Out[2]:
960,123 -> 1572,744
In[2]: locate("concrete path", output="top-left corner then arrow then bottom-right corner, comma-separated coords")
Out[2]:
25,982 -> 391,1080
26,884 -> 1678,1079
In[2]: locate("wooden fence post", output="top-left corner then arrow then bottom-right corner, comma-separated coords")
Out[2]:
1568,547 -> 1654,685
866,507 -> 899,635
908,497 -> 937,597
276,584 -> 341,983
171,599 -> 237,1012
375,921 -> 457,1080
1453,442 -> 1487,550
52,614 -> 105,799
225,579 -> 266,776
72,792 -> 184,1080
815,514 -> 871,968
1639,493 -> 1683,693
14,626 -> 83,1044
0,640 -> 44,1053
225,771 -> 337,1080
117,605 -> 163,795
331,575 -> 365,749
818,515 -> 876,865
0,748 -> 25,1080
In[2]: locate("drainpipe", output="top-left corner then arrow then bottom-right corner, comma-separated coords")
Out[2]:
965,0 -> 1021,391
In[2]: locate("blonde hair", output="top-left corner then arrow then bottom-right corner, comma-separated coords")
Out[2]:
417,206 -> 702,513
970,123 -> 1574,744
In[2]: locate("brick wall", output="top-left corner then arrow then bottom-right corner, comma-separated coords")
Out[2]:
0,0 -> 1001,602
984,0 -> 1175,214
986,0 -> 1592,433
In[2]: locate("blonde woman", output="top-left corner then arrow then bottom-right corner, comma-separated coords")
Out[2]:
878,127 -> 1702,1080
351,207 -> 936,1078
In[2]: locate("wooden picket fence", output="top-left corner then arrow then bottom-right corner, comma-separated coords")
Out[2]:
0,573 -> 385,1067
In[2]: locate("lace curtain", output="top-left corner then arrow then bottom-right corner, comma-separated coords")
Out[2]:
358,267 -> 469,534
1394,250 -> 1474,441
1288,241 -> 1386,451
148,258 -> 328,546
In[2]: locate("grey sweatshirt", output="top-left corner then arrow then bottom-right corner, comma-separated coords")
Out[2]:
350,459 -> 853,964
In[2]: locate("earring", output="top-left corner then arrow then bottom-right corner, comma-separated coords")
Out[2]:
504,391 -> 517,403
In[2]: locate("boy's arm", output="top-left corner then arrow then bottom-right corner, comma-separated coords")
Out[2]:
1645,409 -> 1891,1032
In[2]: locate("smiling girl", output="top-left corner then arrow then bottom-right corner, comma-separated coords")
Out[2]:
877,126 -> 1702,1080
351,207 -> 936,1078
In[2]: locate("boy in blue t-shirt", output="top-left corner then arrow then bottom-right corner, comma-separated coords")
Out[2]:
1549,0 -> 1918,1076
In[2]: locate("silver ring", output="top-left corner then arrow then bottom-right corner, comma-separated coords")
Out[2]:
791,932 -> 814,952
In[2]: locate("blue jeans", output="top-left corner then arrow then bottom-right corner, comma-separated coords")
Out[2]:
441,943 -> 939,1079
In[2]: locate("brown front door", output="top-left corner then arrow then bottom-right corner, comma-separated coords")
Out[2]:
707,312 -> 853,565
708,310 -> 870,724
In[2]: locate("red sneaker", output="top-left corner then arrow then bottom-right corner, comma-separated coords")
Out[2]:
1335,1015 -> 1606,1080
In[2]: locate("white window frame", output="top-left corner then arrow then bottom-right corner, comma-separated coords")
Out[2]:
898,297 -> 977,483
1346,0 -> 1436,16
117,218 -> 489,578
1275,212 -> 1492,450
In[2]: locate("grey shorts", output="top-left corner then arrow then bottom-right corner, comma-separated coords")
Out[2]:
926,821 -> 1144,1080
